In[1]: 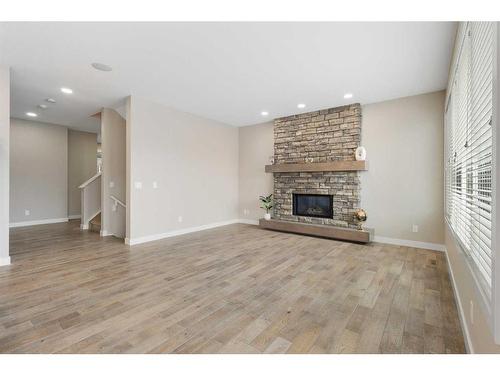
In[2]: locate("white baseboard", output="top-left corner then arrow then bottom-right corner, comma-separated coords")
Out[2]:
444,248 -> 474,353
0,256 -> 11,266
9,217 -> 69,228
68,214 -> 81,220
100,230 -> 113,237
373,235 -> 445,252
80,224 -> 89,230
126,219 -> 241,246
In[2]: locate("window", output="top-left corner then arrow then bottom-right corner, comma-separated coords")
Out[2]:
445,22 -> 495,305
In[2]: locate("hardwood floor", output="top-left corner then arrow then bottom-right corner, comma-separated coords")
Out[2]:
0,220 -> 465,353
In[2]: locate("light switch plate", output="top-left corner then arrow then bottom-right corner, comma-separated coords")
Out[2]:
134,181 -> 142,189
153,181 -> 158,189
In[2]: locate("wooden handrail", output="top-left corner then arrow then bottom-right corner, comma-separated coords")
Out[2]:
78,173 -> 102,189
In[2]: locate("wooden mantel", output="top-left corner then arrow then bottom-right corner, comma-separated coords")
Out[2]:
265,160 -> 368,173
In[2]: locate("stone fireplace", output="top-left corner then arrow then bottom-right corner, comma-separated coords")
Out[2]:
272,104 -> 361,229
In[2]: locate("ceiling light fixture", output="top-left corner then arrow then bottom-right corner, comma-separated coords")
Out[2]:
38,104 -> 48,109
61,87 -> 73,94
297,103 -> 306,109
261,111 -> 269,116
46,98 -> 56,103
344,93 -> 353,99
91,62 -> 113,72
26,112 -> 37,117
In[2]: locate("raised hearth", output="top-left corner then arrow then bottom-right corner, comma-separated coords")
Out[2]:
259,219 -> 373,243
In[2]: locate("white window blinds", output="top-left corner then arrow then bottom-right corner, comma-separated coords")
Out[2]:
445,22 -> 494,303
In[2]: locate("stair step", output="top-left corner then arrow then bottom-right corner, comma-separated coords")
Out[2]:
89,223 -> 101,233
89,213 -> 101,233
91,213 -> 101,225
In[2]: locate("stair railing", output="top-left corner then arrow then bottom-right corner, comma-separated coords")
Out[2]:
79,173 -> 102,230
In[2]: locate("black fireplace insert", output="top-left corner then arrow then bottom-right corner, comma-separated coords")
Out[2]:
292,193 -> 333,219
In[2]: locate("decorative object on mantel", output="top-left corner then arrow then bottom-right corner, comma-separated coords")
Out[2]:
354,209 -> 367,230
259,194 -> 273,220
355,146 -> 367,161
305,157 -> 314,163
269,155 -> 275,165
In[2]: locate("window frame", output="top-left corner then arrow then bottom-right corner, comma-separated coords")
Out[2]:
444,22 -> 499,343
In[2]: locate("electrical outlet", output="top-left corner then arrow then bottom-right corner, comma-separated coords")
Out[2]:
109,181 -> 115,188
243,209 -> 249,216
178,216 -> 183,223
134,181 -> 142,190
412,224 -> 419,233
24,209 -> 30,216
470,300 -> 474,324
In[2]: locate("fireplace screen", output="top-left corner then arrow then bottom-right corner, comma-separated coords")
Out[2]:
292,193 -> 333,219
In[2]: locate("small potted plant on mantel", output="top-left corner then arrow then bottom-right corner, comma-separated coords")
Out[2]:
259,194 -> 273,220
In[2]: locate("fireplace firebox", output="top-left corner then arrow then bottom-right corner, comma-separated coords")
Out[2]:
292,193 -> 333,219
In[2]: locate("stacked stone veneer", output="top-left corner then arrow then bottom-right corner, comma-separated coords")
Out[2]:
273,104 -> 361,228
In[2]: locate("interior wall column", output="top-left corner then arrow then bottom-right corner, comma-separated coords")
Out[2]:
0,65 -> 11,266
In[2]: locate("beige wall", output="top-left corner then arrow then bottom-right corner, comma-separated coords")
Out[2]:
127,96 -> 239,243
0,66 -> 9,265
67,130 -> 97,217
360,91 -> 445,246
446,226 -> 500,353
101,108 -> 126,238
10,119 -> 68,224
238,121 -> 274,222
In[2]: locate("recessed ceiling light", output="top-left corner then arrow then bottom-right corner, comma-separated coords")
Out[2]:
38,104 -> 48,109
91,62 -> 113,72
46,98 -> 56,103
297,103 -> 306,109
261,111 -> 269,116
344,93 -> 353,99
61,87 -> 73,94
26,112 -> 37,117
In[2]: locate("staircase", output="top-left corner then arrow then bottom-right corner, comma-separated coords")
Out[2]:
79,172 -> 101,230
89,213 -> 101,233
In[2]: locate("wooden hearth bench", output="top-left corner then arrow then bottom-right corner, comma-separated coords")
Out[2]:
259,218 -> 373,243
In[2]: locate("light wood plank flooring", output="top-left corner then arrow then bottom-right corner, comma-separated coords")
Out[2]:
0,220 -> 465,353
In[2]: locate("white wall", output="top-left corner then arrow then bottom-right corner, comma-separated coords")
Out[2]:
127,96 -> 239,244
360,91 -> 445,247
68,129 -> 98,218
101,108 -> 126,238
0,66 -> 10,266
238,121 -> 274,222
10,119 -> 68,225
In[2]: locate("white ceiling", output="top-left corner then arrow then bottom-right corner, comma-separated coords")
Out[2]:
0,22 -> 456,130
